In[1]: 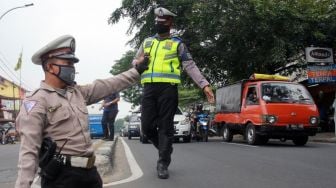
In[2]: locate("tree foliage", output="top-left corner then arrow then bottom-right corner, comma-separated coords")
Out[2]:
114,118 -> 125,131
108,0 -> 336,106
110,50 -> 143,107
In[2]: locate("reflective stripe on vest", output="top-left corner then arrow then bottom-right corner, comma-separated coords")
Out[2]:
141,37 -> 181,84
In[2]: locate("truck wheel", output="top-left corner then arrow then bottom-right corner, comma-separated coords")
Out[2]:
292,136 -> 308,146
223,126 -> 233,142
246,124 -> 260,145
128,135 -> 131,140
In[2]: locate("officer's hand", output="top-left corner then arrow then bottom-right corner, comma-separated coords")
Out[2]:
203,86 -> 215,103
134,54 -> 149,74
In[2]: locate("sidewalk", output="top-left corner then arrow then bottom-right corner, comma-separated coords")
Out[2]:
309,132 -> 336,143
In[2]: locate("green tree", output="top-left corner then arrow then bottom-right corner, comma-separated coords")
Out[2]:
109,0 -> 336,82
110,50 -> 143,106
114,118 -> 125,132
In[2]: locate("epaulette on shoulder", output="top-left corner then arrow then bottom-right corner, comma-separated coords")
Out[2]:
171,36 -> 182,43
26,88 -> 41,98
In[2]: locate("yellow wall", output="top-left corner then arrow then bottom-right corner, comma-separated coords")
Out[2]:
0,78 -> 24,99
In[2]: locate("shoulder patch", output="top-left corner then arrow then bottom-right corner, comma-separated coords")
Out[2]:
171,36 -> 182,43
24,101 -> 37,113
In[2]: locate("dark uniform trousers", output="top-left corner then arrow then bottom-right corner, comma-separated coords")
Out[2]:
102,110 -> 118,140
141,83 -> 178,167
41,166 -> 102,188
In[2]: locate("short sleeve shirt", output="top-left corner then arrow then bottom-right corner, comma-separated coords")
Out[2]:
103,92 -> 120,112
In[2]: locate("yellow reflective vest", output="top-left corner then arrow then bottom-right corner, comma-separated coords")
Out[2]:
141,37 -> 181,84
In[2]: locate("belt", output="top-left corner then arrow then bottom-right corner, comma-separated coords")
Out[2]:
64,155 -> 96,169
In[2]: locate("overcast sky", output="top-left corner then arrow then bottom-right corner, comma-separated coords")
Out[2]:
0,0 -> 136,118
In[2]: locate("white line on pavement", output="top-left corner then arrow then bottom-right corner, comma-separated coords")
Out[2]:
103,137 -> 143,187
221,142 -> 259,148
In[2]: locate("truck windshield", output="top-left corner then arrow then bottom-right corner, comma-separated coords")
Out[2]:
261,83 -> 314,104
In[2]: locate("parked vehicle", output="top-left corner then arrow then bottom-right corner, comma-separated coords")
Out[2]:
0,122 -> 17,144
89,114 -> 104,138
214,73 -> 319,146
127,114 -> 141,139
119,126 -> 128,137
174,107 -> 192,143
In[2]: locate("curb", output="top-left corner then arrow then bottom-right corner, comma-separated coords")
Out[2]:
94,138 -> 117,177
309,138 -> 336,143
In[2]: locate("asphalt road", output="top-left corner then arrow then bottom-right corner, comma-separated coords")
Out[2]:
2,138 -> 336,188
0,143 -> 19,188
110,137 -> 336,188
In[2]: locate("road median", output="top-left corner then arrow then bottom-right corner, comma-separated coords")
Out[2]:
94,138 -> 117,178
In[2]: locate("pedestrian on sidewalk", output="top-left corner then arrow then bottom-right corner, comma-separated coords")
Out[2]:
133,7 -> 215,179
99,92 -> 120,141
15,35 -> 148,188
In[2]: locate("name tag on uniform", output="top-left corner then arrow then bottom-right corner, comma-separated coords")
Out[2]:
48,104 -> 62,112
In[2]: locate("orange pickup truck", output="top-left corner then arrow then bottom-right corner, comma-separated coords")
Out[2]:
214,74 -> 319,146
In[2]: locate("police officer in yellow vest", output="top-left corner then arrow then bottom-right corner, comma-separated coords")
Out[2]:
133,7 -> 215,179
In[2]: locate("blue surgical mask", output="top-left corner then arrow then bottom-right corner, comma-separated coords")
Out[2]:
51,63 -> 76,85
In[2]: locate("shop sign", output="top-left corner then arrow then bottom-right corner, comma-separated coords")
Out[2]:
307,64 -> 336,83
305,47 -> 334,63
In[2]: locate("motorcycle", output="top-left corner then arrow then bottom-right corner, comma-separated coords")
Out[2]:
0,123 -> 17,145
191,113 -> 209,142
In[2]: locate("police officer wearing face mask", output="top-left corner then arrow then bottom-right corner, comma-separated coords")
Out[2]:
133,7 -> 215,179
15,35 -> 148,188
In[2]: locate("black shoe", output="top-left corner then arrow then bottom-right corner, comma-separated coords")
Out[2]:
157,163 -> 169,179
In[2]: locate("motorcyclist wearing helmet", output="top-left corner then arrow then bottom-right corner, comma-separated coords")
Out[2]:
191,103 -> 204,135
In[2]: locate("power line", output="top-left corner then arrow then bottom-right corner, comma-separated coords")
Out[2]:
0,55 -> 33,91
0,56 -> 32,91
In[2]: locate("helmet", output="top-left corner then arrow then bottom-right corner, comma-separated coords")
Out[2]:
196,103 -> 203,111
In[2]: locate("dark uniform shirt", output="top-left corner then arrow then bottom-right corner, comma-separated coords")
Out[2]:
103,93 -> 120,112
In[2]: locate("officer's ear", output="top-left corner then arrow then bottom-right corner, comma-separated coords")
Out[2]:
167,17 -> 173,26
43,59 -> 55,72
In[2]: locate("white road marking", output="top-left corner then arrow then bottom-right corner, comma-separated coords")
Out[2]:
103,137 -> 143,187
221,142 -> 259,148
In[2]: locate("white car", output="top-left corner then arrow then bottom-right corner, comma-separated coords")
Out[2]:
173,108 -> 191,143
